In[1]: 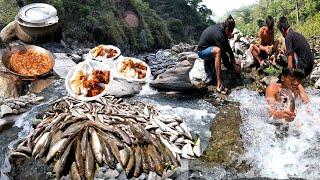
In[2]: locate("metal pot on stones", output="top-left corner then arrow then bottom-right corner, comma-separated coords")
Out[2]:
15,3 -> 62,44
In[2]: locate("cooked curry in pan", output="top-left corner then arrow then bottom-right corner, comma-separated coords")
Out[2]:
9,49 -> 52,76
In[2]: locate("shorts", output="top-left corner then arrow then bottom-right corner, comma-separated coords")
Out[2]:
198,46 -> 214,61
294,54 -> 314,77
198,46 -> 233,70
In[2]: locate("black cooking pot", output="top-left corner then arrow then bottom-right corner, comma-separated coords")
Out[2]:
14,3 -> 62,44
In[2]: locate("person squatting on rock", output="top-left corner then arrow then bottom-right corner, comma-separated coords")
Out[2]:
265,68 -> 309,122
250,15 -> 275,68
277,16 -> 314,78
197,15 -> 240,95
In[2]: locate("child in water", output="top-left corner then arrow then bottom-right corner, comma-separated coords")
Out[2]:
265,68 -> 309,122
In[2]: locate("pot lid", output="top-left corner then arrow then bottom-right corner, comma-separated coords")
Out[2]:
18,3 -> 57,24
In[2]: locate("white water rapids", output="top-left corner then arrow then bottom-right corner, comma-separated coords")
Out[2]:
229,88 -> 320,179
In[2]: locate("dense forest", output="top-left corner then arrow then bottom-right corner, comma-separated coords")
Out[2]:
0,0 -> 214,52
1,0 -> 319,51
230,0 -> 320,39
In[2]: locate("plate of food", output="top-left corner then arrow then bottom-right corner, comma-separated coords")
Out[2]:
89,45 -> 121,61
65,61 -> 113,101
116,57 -> 151,82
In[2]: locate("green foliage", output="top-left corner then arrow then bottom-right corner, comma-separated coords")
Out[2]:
264,65 -> 282,76
230,0 -> 320,39
0,0 -> 19,24
1,0 -> 213,51
295,12 -> 320,40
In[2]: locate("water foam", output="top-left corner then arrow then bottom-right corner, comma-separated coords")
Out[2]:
229,88 -> 320,179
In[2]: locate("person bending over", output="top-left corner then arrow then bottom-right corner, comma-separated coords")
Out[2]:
197,15 -> 240,94
265,68 -> 308,122
250,16 -> 275,67
277,16 -> 314,78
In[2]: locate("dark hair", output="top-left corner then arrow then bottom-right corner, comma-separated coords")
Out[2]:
277,16 -> 290,33
224,15 -> 235,31
266,15 -> 274,29
281,68 -> 304,80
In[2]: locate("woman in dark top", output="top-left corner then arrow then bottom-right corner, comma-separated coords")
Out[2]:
197,15 -> 240,94
277,16 -> 314,78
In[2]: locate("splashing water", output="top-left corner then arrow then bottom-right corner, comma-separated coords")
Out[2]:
229,88 -> 320,179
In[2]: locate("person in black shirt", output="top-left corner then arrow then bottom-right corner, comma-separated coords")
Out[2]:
197,15 -> 240,94
277,16 -> 314,78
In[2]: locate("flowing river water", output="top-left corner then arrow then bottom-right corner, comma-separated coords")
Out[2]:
1,81 -> 320,179
229,88 -> 320,179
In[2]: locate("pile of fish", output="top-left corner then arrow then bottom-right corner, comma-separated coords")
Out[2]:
10,96 -> 200,179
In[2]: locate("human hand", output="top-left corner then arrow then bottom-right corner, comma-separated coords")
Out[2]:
283,110 -> 296,122
265,46 -> 272,54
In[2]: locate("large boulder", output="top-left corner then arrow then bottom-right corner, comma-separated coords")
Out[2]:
189,58 -> 214,89
0,21 -> 17,43
150,59 -> 196,91
106,78 -> 142,97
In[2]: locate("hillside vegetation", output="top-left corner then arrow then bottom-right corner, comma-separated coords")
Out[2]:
0,0 -> 213,52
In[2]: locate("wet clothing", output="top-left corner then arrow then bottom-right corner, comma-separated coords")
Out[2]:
197,23 -> 234,69
285,29 -> 314,77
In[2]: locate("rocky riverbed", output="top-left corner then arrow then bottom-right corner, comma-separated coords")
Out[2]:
1,41 -> 320,179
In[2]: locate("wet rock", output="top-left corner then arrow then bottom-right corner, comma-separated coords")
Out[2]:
0,104 -> 13,117
104,169 -> 120,178
202,102 -> 248,172
6,102 -> 15,108
0,71 -> 20,98
118,171 -> 127,180
18,108 -> 27,114
30,78 -> 55,94
14,104 -> 20,109
106,78 -> 142,97
310,68 -> 320,80
0,118 -> 11,132
12,109 -> 19,115
53,53 -> 77,79
150,60 -> 196,91
0,21 -> 17,43
9,156 -> 50,179
139,173 -> 146,180
68,53 -> 82,63
177,52 -> 196,61
171,45 -> 182,53
315,78 -> 320,89
116,163 -> 123,172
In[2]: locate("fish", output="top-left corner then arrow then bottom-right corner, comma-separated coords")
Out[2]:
75,137 -> 85,179
134,146 -> 143,177
46,138 -> 67,163
70,161 -> 81,180
119,145 -> 130,167
81,127 -> 89,159
101,137 -> 116,169
85,140 -> 95,180
32,132 -> 50,157
279,88 -> 295,112
55,139 -> 75,178
89,127 -> 103,165
125,146 -> 135,177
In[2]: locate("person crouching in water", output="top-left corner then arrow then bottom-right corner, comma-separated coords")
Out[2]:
265,68 -> 309,122
197,15 -> 241,95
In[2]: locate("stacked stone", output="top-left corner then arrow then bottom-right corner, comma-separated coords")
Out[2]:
0,94 -> 44,118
